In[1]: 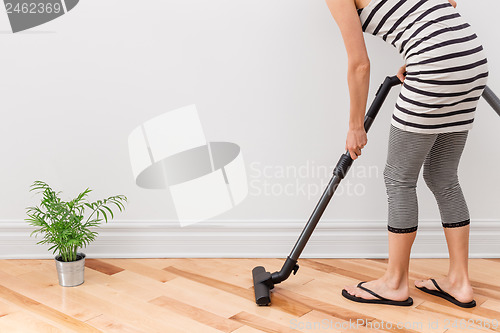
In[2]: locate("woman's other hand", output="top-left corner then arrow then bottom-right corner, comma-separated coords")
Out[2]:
448,0 -> 457,8
397,64 -> 406,84
346,127 -> 367,160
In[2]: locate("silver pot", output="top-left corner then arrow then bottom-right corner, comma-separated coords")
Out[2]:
54,252 -> 86,287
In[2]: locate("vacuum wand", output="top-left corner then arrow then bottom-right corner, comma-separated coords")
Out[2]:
289,74 -> 403,261
252,75 -> 402,306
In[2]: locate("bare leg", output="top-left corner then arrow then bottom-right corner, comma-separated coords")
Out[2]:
344,230 -> 416,301
445,224 -> 472,284
415,224 -> 474,303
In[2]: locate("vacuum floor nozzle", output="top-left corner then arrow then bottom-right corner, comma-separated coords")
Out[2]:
252,266 -> 273,306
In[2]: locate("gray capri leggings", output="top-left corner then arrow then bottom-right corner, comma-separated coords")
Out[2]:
384,124 -> 471,233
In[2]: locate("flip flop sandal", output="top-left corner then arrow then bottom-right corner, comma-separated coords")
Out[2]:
342,281 -> 413,306
415,278 -> 476,308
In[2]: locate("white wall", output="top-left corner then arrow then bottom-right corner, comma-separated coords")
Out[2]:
1,0 -> 499,258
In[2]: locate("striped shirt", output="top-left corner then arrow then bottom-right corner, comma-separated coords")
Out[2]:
358,0 -> 489,133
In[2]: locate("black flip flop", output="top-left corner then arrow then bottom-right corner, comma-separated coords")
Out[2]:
415,278 -> 476,308
342,281 -> 413,306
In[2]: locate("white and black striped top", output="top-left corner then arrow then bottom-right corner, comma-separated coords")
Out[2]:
358,0 -> 489,133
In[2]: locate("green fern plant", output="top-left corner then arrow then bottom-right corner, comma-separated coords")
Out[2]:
25,181 -> 127,262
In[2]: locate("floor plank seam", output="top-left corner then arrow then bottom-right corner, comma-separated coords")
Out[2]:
84,313 -> 104,323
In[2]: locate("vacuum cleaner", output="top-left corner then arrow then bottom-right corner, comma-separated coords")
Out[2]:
252,74 -> 500,306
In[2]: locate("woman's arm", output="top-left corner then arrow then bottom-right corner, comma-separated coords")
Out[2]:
325,0 -> 370,159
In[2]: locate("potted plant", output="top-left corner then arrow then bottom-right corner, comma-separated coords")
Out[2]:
25,180 -> 127,287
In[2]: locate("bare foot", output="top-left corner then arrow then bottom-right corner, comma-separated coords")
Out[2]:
344,278 -> 410,301
414,277 -> 474,303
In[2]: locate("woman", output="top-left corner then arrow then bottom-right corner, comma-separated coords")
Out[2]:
325,0 -> 488,307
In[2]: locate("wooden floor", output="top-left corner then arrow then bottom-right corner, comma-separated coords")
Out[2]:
0,258 -> 499,332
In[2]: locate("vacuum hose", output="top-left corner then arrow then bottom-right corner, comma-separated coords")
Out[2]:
482,86 -> 500,117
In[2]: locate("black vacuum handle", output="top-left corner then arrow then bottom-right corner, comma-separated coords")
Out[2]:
482,86 -> 500,117
364,74 -> 403,132
335,75 -> 402,178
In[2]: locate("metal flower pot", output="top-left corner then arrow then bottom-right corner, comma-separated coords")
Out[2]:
54,252 -> 86,287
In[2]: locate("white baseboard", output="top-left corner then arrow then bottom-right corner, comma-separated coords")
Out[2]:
1,220 -> 499,259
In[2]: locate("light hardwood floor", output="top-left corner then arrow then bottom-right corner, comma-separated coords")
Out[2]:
0,258 -> 499,332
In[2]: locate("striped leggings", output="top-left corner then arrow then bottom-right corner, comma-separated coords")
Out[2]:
384,124 -> 470,233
